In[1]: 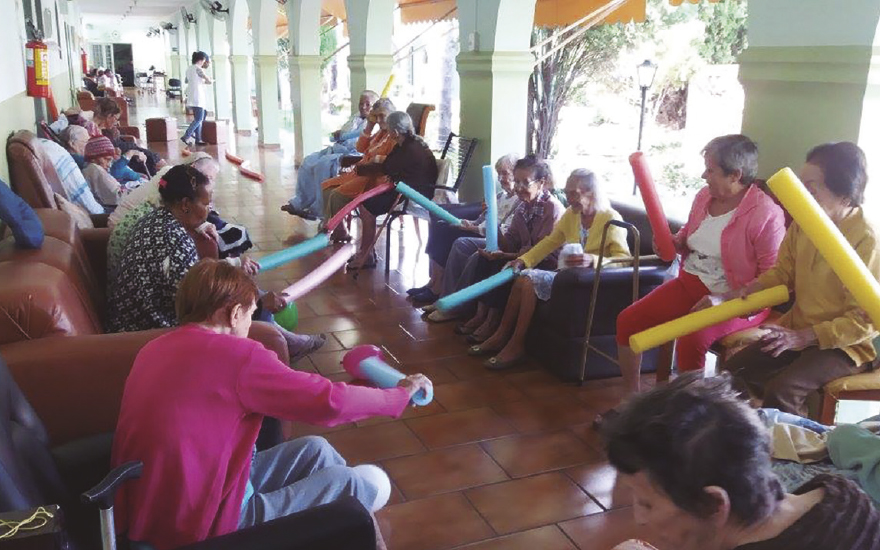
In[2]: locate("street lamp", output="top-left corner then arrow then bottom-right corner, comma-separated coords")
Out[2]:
633,59 -> 658,194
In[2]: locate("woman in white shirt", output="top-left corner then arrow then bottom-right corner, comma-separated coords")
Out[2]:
182,51 -> 213,146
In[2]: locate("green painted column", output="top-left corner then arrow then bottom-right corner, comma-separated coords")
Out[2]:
740,0 -> 880,192
455,0 -> 537,201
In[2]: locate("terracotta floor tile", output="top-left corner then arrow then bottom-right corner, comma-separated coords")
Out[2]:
322,422 -> 426,463
454,526 -> 577,550
465,472 -> 602,535
482,431 -> 602,478
357,400 -> 447,427
377,493 -> 493,550
491,396 -> 600,433
560,508 -> 659,550
395,361 -> 459,386
568,423 -> 607,454
383,444 -> 509,499
128,97 -> 659,549
296,314 -> 360,334
432,378 -> 527,412
574,386 -> 625,412
565,461 -> 633,510
405,407 -> 517,449
443,356 -> 523,381
308,349 -> 348,375
385,335 -> 469,364
503,369 -> 582,400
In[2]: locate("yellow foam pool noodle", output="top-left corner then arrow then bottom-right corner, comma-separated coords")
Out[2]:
381,74 -> 395,98
767,167 -> 880,328
629,285 -> 790,353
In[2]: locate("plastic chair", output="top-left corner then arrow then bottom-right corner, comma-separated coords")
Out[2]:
167,79 -> 182,100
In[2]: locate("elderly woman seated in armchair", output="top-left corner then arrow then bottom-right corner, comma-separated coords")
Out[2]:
711,142 -> 880,417
475,168 -> 630,370
319,98 -> 397,242
346,111 -> 439,270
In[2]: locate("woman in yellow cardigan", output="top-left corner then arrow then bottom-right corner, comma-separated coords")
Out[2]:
476,169 -> 630,370
710,142 -> 880,416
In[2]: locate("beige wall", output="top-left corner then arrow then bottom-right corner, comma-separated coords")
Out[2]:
0,92 -> 38,183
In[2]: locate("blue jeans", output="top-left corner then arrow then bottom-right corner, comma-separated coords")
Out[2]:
239,436 -> 378,528
183,106 -> 207,142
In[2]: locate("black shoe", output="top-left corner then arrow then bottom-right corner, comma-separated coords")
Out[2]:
411,288 -> 439,304
195,140 -> 208,146
281,204 -> 319,221
406,285 -> 431,296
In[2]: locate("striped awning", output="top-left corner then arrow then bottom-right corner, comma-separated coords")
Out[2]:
319,0 -> 720,26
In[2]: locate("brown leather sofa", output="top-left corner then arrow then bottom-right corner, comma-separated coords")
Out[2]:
2,136 -> 285,448
6,130 -> 216,261
0,208 -> 289,447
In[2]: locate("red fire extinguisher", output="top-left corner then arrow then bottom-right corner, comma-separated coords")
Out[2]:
81,48 -> 88,75
26,39 -> 50,98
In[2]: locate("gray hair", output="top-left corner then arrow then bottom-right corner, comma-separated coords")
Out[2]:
372,98 -> 395,114
59,124 -> 88,148
360,90 -> 379,102
386,111 -> 415,137
495,154 -> 519,172
568,168 -> 610,210
702,134 -> 759,186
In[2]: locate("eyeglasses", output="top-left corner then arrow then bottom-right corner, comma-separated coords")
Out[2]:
513,179 -> 538,190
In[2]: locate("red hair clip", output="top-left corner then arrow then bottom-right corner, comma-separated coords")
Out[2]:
158,178 -> 168,188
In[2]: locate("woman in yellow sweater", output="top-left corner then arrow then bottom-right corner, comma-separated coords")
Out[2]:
710,142 -> 880,416
475,169 -> 630,370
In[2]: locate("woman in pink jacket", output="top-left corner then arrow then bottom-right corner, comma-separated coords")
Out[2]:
112,259 -> 432,550
613,135 -> 785,405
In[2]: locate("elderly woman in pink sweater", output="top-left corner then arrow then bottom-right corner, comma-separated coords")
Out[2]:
112,259 -> 431,550
611,135 -> 785,412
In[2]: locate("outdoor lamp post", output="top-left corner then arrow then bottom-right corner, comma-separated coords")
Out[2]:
633,59 -> 658,194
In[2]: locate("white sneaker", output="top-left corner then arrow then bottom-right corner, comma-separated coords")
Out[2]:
352,464 -> 391,512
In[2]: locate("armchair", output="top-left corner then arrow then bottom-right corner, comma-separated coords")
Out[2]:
0,355 -> 377,550
525,200 -> 684,382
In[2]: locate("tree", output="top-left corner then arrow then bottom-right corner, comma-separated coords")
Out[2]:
697,0 -> 747,65
527,24 -> 634,158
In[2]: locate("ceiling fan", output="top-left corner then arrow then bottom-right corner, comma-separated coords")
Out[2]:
180,6 -> 196,27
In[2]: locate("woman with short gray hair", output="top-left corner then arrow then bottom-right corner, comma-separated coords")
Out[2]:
474,169 -> 630,370
606,134 -> 786,424
348,111 -> 439,268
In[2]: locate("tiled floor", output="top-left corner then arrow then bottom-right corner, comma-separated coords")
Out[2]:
128,93 -> 657,549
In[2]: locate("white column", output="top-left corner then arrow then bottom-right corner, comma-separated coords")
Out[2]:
196,7 -> 216,114
248,0 -> 282,148
253,54 -> 281,147
229,54 -> 254,134
209,15 -> 233,121
227,0 -> 254,134
286,0 -> 324,161
344,0 -> 394,113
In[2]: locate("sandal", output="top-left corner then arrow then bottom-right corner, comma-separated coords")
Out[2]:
454,324 -> 475,336
467,345 -> 500,357
484,355 -> 526,371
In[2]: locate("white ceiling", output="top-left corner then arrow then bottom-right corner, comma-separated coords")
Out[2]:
79,0 -> 189,31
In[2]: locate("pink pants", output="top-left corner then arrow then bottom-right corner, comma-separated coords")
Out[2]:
616,270 -> 770,372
